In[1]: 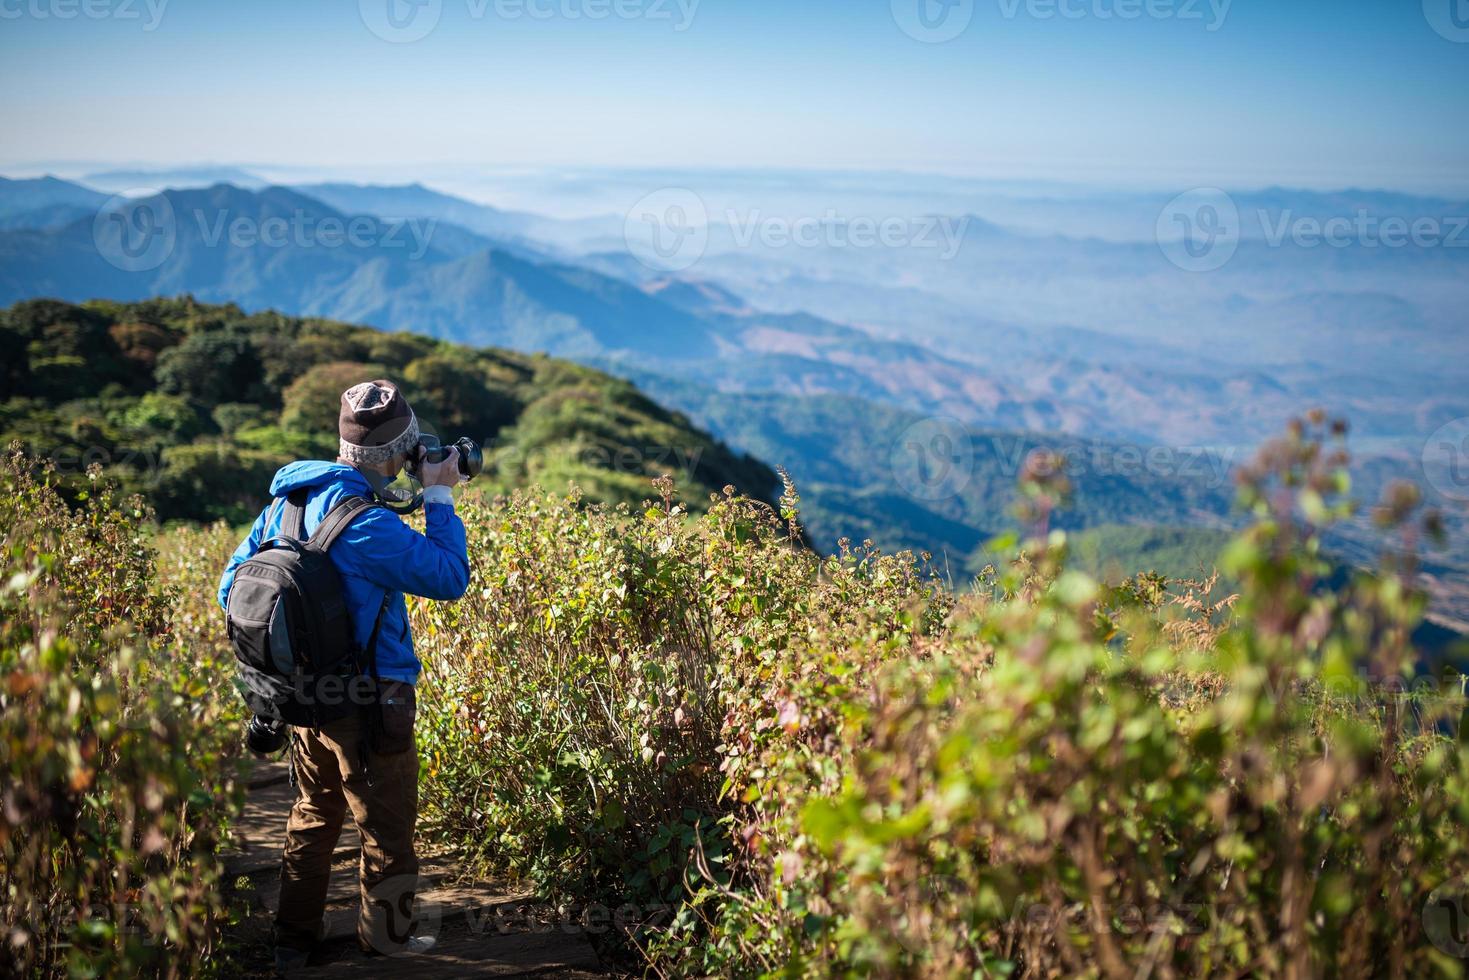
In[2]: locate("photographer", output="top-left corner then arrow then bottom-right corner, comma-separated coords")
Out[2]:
217,380 -> 470,972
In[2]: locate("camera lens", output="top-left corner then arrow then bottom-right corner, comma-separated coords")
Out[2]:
453,437 -> 483,480
245,715 -> 289,756
408,435 -> 481,481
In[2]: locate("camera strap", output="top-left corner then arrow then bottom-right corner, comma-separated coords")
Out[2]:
287,731 -> 300,790
358,590 -> 392,786
358,467 -> 424,515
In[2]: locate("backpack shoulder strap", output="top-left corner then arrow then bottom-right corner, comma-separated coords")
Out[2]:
360,590 -> 393,682
263,496 -> 285,537
304,495 -> 380,554
281,490 -> 308,541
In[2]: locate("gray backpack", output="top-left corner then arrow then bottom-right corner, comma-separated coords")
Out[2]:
225,491 -> 386,727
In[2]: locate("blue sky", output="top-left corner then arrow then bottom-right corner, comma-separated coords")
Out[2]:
2,0 -> 1466,193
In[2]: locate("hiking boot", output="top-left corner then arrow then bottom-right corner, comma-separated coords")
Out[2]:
273,945 -> 311,976
360,933 -> 438,956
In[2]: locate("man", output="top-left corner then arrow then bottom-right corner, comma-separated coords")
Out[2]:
218,379 -> 470,972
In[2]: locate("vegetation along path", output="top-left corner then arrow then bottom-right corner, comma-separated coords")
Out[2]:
222,757 -> 608,978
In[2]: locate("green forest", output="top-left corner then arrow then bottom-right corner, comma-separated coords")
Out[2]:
0,297 -> 775,524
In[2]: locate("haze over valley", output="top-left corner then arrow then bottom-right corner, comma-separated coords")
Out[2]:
2,165 -> 1465,636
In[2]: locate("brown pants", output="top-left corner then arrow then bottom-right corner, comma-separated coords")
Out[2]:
274,707 -> 420,954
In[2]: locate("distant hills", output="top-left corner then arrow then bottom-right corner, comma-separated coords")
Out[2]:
295,182 -> 547,246
2,171 -> 1464,634
0,180 -> 1141,438
0,175 -> 109,231
0,175 -> 108,213
593,382 -> 1235,565
0,176 -> 1245,571
0,183 -> 734,361
80,165 -> 270,193
8,176 -> 1460,448
284,178 -> 1469,446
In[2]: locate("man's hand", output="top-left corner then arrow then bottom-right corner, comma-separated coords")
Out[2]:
419,446 -> 465,489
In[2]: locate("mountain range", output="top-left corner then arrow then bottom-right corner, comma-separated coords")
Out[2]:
0,180 -> 1163,437
0,175 -> 109,231
1,172 -> 1464,636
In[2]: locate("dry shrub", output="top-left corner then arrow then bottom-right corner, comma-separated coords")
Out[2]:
417,419 -> 1468,978
411,479 -> 950,955
0,449 -> 247,977
710,417 -> 1469,978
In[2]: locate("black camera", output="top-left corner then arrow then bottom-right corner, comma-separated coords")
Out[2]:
408,435 -> 483,481
245,714 -> 289,757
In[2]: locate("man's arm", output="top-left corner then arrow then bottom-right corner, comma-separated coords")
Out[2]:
218,504 -> 271,610
341,501 -> 470,601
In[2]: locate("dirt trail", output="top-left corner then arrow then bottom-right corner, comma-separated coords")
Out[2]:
221,758 -> 608,978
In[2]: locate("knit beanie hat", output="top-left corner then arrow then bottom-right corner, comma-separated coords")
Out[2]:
337,379 -> 420,467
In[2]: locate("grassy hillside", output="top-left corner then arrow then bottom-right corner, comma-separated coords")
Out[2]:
4,416 -> 1466,977
0,296 -> 776,523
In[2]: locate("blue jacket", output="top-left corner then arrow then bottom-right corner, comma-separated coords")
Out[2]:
217,461 -> 469,685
